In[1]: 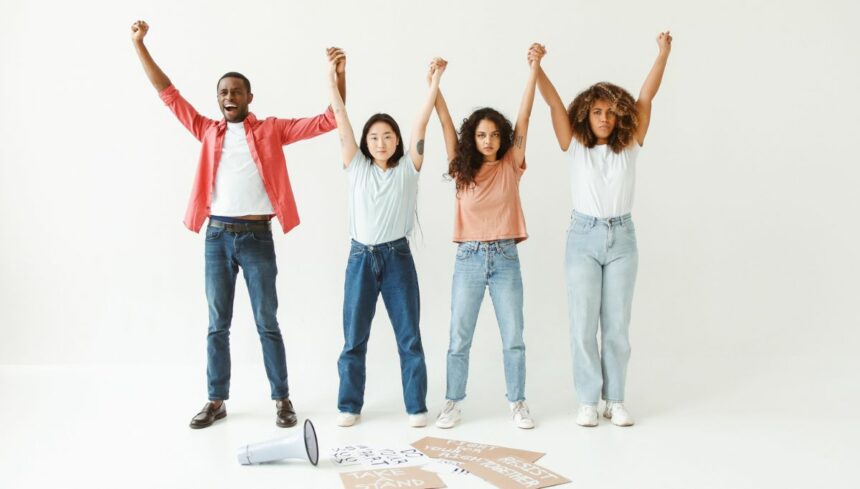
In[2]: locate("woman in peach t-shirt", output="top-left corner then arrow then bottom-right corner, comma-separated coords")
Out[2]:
430,44 -> 544,430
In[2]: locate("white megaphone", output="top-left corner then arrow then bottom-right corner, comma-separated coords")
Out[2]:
237,419 -> 319,466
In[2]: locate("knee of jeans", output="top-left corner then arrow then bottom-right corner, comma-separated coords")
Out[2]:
254,319 -> 281,333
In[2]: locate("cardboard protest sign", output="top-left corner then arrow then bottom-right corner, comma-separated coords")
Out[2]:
460,455 -> 570,489
331,445 -> 429,467
410,437 -> 544,465
339,467 -> 446,489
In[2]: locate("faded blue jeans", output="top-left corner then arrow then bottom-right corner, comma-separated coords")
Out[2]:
566,211 -> 638,404
204,223 -> 289,401
338,238 -> 428,415
446,239 -> 526,403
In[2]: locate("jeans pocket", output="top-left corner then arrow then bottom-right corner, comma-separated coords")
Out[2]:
250,230 -> 274,243
392,241 -> 412,257
571,218 -> 591,235
205,228 -> 223,240
499,242 -> 520,261
455,246 -> 472,261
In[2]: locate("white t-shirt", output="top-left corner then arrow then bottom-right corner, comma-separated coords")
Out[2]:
210,122 -> 274,216
345,151 -> 420,245
567,138 -> 641,218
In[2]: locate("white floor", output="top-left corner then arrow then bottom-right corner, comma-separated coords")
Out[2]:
1,359 -> 856,489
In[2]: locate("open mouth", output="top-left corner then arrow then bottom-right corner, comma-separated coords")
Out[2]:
224,103 -> 238,114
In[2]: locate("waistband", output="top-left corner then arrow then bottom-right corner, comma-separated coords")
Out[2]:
457,239 -> 516,252
209,218 -> 272,233
571,210 -> 633,225
350,237 -> 408,251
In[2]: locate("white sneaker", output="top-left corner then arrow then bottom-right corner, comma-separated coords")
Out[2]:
336,412 -> 360,427
408,413 -> 428,428
510,401 -> 535,429
435,400 -> 461,429
603,402 -> 634,426
576,404 -> 599,427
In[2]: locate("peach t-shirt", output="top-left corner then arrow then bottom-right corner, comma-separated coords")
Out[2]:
453,150 -> 528,243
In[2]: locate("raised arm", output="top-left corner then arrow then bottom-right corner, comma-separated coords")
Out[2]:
433,86 -> 458,163
326,48 -> 358,167
410,58 -> 445,171
510,43 -> 542,168
634,31 -> 672,146
130,21 -> 171,92
532,45 -> 573,151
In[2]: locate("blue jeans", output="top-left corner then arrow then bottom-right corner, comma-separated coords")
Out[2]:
566,211 -> 638,404
446,239 -> 526,403
338,238 -> 428,415
204,224 -> 289,401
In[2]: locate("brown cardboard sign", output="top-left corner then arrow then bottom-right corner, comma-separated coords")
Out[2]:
339,467 -> 446,489
410,437 -> 544,464
460,455 -> 570,489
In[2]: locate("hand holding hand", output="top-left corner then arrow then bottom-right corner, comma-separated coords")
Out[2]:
431,57 -> 447,82
527,43 -> 546,67
326,47 -> 346,76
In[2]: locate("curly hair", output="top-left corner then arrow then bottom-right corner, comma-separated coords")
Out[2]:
448,108 -> 514,193
359,113 -> 404,167
568,82 -> 638,153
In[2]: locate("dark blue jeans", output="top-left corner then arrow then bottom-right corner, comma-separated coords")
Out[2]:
204,224 -> 289,401
338,238 -> 428,415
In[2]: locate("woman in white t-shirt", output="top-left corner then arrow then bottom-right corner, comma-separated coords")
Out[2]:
532,32 -> 673,427
326,49 -> 447,428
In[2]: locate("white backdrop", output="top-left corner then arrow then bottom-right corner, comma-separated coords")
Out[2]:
1,0 -> 859,411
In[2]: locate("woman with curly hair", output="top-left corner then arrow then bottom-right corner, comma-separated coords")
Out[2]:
431,45 -> 542,430
326,49 -> 447,428
532,32 -> 673,427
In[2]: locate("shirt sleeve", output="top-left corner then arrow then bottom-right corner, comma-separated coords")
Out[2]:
402,152 -> 419,175
502,149 -> 526,177
344,150 -> 367,173
277,106 -> 337,146
159,85 -> 217,142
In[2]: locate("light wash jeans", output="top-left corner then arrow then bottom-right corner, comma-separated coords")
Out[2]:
446,239 -> 526,403
566,211 -> 638,405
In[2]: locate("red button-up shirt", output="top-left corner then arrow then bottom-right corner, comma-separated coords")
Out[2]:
159,84 -> 335,233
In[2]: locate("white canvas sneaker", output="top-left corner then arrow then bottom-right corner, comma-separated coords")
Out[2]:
576,404 -> 599,427
603,402 -> 634,427
408,413 -> 428,428
336,412 -> 360,427
510,401 -> 535,429
435,400 -> 461,429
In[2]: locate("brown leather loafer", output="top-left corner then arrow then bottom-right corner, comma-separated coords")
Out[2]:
189,401 -> 226,429
276,398 -> 297,428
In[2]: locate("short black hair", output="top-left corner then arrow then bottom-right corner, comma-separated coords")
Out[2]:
359,113 -> 405,167
217,72 -> 251,93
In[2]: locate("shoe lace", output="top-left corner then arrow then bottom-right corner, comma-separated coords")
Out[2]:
609,403 -> 626,414
512,401 -> 530,418
440,400 -> 457,416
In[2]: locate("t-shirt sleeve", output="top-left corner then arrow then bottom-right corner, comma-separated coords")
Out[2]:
345,151 -> 368,173
402,152 -> 419,175
626,140 -> 642,163
501,149 -> 526,177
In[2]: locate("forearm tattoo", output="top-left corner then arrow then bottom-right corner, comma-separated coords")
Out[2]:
417,139 -> 425,155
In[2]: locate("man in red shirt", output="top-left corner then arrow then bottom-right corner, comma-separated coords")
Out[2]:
131,20 -> 346,429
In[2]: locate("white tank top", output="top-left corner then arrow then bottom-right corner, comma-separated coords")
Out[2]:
567,138 -> 640,218
210,122 -> 274,216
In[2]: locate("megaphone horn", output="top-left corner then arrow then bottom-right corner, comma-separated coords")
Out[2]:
237,419 -> 319,466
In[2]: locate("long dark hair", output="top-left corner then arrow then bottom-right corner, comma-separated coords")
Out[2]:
568,82 -> 638,153
359,113 -> 404,167
448,108 -> 513,193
